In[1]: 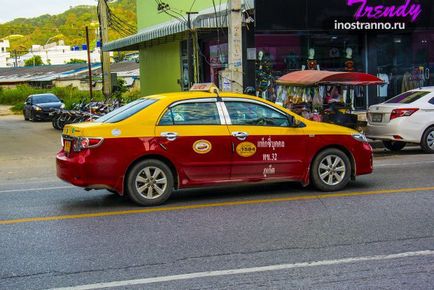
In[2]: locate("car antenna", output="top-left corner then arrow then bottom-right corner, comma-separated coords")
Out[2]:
211,86 -> 222,101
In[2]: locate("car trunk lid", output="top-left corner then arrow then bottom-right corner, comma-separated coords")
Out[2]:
367,103 -> 415,124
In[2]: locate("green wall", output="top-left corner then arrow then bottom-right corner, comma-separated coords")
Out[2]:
137,0 -> 228,30
139,41 -> 181,95
136,1 -> 227,95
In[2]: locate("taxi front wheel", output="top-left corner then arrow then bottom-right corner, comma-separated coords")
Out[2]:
311,148 -> 351,192
126,159 -> 174,206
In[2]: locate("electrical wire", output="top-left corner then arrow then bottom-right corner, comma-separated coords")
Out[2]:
189,0 -> 197,13
102,0 -> 136,37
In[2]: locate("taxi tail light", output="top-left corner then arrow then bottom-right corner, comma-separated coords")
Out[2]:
390,108 -> 419,120
73,137 -> 103,152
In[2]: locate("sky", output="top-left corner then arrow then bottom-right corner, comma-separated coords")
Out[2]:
0,0 -> 98,23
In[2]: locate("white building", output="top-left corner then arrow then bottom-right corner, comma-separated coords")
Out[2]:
0,40 -> 11,68
7,41 -> 104,67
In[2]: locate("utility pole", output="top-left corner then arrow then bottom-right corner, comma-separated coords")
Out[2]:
85,26 -> 93,103
227,0 -> 243,93
186,12 -> 198,88
14,49 -> 18,67
98,0 -> 112,98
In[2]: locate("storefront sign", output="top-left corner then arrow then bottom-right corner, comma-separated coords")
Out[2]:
348,0 -> 422,22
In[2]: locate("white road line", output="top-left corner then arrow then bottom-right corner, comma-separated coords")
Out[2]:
1,179 -> 61,186
52,250 -> 434,290
0,186 -> 73,193
375,160 -> 434,167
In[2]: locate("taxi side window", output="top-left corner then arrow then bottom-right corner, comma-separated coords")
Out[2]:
225,101 -> 290,127
159,102 -> 221,125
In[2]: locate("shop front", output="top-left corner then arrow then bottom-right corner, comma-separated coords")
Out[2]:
253,0 -> 434,110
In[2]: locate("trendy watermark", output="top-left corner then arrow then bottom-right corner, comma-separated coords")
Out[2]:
347,0 -> 422,22
334,0 -> 423,30
334,20 -> 406,30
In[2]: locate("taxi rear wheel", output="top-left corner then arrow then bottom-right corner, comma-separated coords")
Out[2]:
126,159 -> 174,206
311,148 -> 351,192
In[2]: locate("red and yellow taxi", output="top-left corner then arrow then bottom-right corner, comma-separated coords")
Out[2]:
56,84 -> 373,206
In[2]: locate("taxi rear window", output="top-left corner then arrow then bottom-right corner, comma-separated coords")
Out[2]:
96,99 -> 157,123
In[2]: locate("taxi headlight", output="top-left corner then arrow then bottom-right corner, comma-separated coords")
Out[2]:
34,106 -> 42,111
352,133 -> 368,143
60,103 -> 65,109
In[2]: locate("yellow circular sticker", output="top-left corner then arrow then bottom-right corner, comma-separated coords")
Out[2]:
193,140 -> 212,154
236,142 -> 257,157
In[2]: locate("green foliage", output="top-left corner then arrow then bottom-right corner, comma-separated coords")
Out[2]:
24,55 -> 44,66
0,84 -> 141,113
0,0 -> 136,52
0,85 -> 104,110
67,59 -> 87,64
122,89 -> 142,103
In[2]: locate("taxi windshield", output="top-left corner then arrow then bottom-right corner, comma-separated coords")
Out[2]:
96,98 -> 157,123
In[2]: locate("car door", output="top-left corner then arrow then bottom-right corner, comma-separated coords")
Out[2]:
154,98 -> 232,185
222,98 -> 307,181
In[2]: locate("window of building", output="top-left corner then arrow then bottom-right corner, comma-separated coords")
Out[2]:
225,101 -> 289,127
159,102 -> 220,125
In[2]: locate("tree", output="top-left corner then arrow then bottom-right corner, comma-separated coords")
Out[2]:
24,55 -> 43,66
67,59 -> 87,64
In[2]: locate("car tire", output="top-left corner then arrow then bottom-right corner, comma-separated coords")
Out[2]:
311,148 -> 351,192
383,140 -> 406,152
29,111 -> 36,122
421,126 -> 434,154
23,110 -> 29,121
52,117 -> 59,130
126,159 -> 174,206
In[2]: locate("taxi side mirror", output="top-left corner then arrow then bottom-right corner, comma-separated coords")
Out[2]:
289,116 -> 305,128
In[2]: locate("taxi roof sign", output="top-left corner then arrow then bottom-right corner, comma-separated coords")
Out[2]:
189,83 -> 219,94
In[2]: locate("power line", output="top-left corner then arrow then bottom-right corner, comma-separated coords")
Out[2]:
189,0 -> 197,13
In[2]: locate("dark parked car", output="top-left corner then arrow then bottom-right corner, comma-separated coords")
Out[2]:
23,93 -> 64,121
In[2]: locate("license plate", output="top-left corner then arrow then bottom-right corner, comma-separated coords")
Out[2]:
371,113 -> 383,122
64,140 -> 71,153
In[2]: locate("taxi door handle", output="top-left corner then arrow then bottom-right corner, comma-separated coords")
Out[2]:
161,132 -> 178,141
232,131 -> 248,141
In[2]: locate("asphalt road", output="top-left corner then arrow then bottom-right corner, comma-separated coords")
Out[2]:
1,116 -> 434,290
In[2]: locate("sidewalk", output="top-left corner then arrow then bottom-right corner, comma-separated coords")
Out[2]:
0,105 -> 13,116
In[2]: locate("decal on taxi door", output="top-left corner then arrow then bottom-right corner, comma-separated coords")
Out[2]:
257,137 -> 285,150
193,140 -> 212,154
236,142 -> 257,157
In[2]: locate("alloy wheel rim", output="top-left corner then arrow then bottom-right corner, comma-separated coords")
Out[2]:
318,155 -> 346,186
428,131 -> 434,149
135,166 -> 167,200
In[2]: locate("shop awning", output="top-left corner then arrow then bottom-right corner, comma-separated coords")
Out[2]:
103,0 -> 254,51
276,70 -> 384,86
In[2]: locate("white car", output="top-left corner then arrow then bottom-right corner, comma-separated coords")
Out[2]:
366,87 -> 434,153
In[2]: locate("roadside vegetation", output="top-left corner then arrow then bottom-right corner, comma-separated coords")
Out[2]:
0,85 -> 141,113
